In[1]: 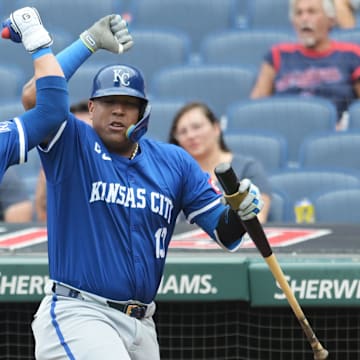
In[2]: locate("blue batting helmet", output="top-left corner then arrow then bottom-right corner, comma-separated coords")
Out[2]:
90,64 -> 151,142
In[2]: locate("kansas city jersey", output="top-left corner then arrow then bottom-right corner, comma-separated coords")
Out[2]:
265,41 -> 360,117
0,118 -> 27,181
39,114 -> 225,303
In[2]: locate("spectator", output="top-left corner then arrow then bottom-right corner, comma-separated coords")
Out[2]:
35,100 -> 91,222
0,168 -> 33,222
169,102 -> 272,224
251,0 -> 360,130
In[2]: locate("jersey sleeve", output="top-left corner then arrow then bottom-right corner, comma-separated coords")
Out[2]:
178,149 -> 225,235
37,113 -> 79,184
0,118 -> 28,180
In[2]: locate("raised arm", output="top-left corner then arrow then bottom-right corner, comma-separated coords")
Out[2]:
0,7 -> 68,178
22,14 -> 133,110
250,62 -> 276,99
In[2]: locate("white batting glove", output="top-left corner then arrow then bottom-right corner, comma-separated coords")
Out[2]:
80,14 -> 133,54
236,179 -> 264,221
7,7 -> 52,53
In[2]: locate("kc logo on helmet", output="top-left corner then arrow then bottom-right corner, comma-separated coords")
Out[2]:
113,69 -> 130,86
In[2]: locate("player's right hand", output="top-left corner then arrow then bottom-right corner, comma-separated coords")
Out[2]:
80,14 -> 133,54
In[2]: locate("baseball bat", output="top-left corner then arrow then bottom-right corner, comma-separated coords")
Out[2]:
214,163 -> 328,360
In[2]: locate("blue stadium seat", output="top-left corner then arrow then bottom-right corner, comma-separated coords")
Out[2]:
347,101 -> 360,129
234,0 -> 250,28
224,131 -> 288,172
0,65 -> 24,101
299,131 -> 360,171
267,190 -> 290,223
131,0 -> 237,52
269,169 -> 360,222
311,188 -> 360,224
67,65 -> 99,103
150,65 -> 256,117
201,30 -> 295,69
146,100 -> 186,142
87,29 -> 191,85
0,101 -> 25,121
331,28 -> 360,44
0,28 -> 74,81
247,0 -> 293,30
226,97 -> 337,165
15,0 -> 118,38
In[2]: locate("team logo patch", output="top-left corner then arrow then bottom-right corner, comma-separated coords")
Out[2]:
0,121 -> 12,133
208,178 -> 222,194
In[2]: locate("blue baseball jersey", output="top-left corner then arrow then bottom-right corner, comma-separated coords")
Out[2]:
39,115 -> 225,303
265,41 -> 360,117
0,118 -> 27,181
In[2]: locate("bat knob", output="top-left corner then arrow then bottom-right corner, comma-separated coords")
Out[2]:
314,348 -> 329,359
1,27 -> 10,39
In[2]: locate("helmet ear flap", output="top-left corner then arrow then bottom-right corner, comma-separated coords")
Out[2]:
126,103 -> 151,142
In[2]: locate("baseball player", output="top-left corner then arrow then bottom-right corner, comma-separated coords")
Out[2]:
0,7 -> 68,182
22,16 -> 264,360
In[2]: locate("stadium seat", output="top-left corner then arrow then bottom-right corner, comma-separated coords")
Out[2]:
299,131 -> 360,171
0,28 -> 74,81
269,169 -> 360,222
331,28 -> 360,44
0,65 -> 24,101
15,0 -> 118,38
224,131 -> 288,172
247,0 -> 293,30
200,29 -> 295,69
86,29 -> 191,85
347,101 -> 360,129
131,0 -> 237,52
267,191 -> 289,223
226,97 -> 338,165
67,65 -> 99,103
146,100 -> 186,142
150,65 -> 256,117
311,188 -> 360,224
0,101 -> 25,121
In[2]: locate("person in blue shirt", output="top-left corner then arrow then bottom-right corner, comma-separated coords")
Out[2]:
21,14 -> 264,360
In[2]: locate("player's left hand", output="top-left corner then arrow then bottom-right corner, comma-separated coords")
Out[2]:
236,179 -> 263,221
80,14 -> 133,54
1,7 -> 53,53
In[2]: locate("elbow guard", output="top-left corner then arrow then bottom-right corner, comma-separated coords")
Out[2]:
214,207 -> 247,252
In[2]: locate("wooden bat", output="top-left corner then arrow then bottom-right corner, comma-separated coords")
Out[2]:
214,163 -> 328,360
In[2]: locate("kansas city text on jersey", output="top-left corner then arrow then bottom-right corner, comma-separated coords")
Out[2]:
89,181 -> 174,224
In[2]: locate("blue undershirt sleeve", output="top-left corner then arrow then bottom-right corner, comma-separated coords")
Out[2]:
56,39 -> 92,80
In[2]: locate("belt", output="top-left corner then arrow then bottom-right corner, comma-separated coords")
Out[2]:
52,283 -> 147,320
